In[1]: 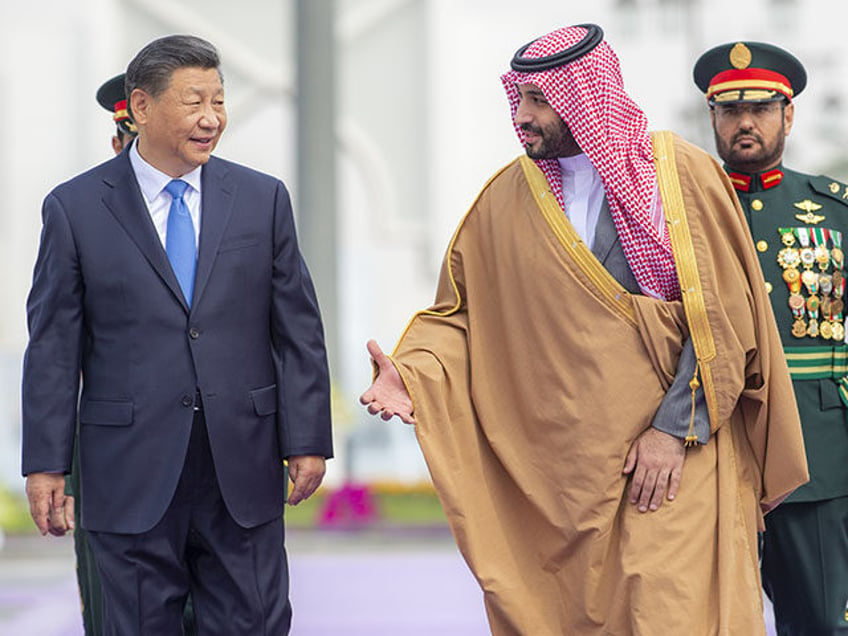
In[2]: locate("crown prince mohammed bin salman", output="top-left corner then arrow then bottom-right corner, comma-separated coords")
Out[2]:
360,24 -> 808,635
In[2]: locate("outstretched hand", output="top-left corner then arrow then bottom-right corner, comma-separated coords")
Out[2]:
359,339 -> 415,424
622,427 -> 686,512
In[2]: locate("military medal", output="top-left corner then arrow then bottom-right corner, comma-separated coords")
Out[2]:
822,297 -> 834,317
834,247 -> 845,270
779,227 -> 797,247
806,290 -> 821,337
777,248 -> 801,271
808,318 -> 820,337
777,228 -> 801,273
788,288 -> 807,337
813,228 -> 831,271
783,267 -> 801,293
822,296 -> 834,316
806,294 -> 820,313
800,246 -> 816,269
801,269 -> 819,292
822,269 -> 835,339
834,321 -> 846,342
820,275 -> 834,319
832,230 -> 844,269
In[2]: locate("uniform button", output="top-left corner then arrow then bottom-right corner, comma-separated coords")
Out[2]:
765,281 -> 773,293
181,394 -> 194,407
756,240 -> 768,252
189,327 -> 200,339
751,199 -> 764,211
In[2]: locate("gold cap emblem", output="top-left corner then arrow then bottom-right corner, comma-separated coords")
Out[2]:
730,43 -> 752,70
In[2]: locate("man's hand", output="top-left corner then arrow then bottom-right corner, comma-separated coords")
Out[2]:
622,428 -> 686,512
359,340 -> 415,424
25,472 -> 74,536
287,455 -> 326,506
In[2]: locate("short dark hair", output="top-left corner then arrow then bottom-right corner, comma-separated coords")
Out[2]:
125,34 -> 221,99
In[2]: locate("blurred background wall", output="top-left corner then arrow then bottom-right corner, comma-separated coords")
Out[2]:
1,0 -> 845,491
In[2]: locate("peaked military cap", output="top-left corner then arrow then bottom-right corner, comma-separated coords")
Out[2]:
693,41 -> 806,104
96,73 -> 137,136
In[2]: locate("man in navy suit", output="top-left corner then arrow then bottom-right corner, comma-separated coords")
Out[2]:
22,34 -> 333,634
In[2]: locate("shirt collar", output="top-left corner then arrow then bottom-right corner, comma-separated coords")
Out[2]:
129,139 -> 203,202
557,152 -> 596,176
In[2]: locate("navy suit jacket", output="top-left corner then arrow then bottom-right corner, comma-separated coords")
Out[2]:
22,149 -> 333,534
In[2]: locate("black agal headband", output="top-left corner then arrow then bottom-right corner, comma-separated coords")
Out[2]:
510,24 -> 605,72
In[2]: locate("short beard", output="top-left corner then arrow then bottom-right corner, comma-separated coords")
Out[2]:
715,124 -> 786,173
522,119 -> 579,159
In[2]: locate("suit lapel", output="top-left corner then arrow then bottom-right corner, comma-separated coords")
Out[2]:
194,157 -> 236,308
591,198 -> 617,263
101,154 -> 186,308
592,197 -> 641,294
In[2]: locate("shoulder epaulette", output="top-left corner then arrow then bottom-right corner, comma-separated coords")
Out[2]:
810,175 -> 848,208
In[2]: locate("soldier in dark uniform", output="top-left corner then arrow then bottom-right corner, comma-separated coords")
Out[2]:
695,41 -> 848,634
96,73 -> 137,154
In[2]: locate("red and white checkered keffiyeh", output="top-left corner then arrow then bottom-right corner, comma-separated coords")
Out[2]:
502,25 -> 680,300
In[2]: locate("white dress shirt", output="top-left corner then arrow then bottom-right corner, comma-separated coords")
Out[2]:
558,153 -> 605,250
129,140 -> 202,249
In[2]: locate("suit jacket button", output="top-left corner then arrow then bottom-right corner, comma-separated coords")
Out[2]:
189,327 -> 200,339
181,394 -> 194,407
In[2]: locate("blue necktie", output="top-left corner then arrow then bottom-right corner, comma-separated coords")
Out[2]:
164,179 -> 196,306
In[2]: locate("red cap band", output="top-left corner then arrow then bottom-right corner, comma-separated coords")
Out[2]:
113,99 -> 130,123
707,68 -> 793,100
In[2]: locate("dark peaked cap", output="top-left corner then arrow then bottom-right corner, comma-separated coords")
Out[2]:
693,41 -> 806,104
96,73 -> 137,136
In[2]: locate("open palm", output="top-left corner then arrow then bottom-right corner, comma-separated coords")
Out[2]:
359,339 -> 415,424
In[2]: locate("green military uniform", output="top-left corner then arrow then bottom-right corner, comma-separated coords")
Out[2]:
731,164 -> 848,634
695,42 -> 848,634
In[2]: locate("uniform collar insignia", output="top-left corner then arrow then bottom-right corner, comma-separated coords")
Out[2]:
726,166 -> 784,193
761,168 -> 784,190
728,172 -> 752,192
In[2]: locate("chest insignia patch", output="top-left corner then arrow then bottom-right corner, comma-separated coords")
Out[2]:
794,200 -> 826,224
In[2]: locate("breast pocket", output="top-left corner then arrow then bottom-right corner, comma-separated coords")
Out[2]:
218,234 -> 260,254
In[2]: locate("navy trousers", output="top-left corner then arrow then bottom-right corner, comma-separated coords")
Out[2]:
88,409 -> 290,635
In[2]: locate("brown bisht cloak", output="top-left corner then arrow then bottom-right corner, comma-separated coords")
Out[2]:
388,132 -> 808,635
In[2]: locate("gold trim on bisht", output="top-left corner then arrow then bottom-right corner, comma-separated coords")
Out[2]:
652,131 -> 719,441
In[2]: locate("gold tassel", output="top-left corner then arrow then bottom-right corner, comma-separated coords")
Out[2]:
684,365 -> 701,447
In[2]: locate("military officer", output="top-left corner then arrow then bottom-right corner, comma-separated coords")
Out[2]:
695,41 -> 848,634
96,73 -> 137,154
